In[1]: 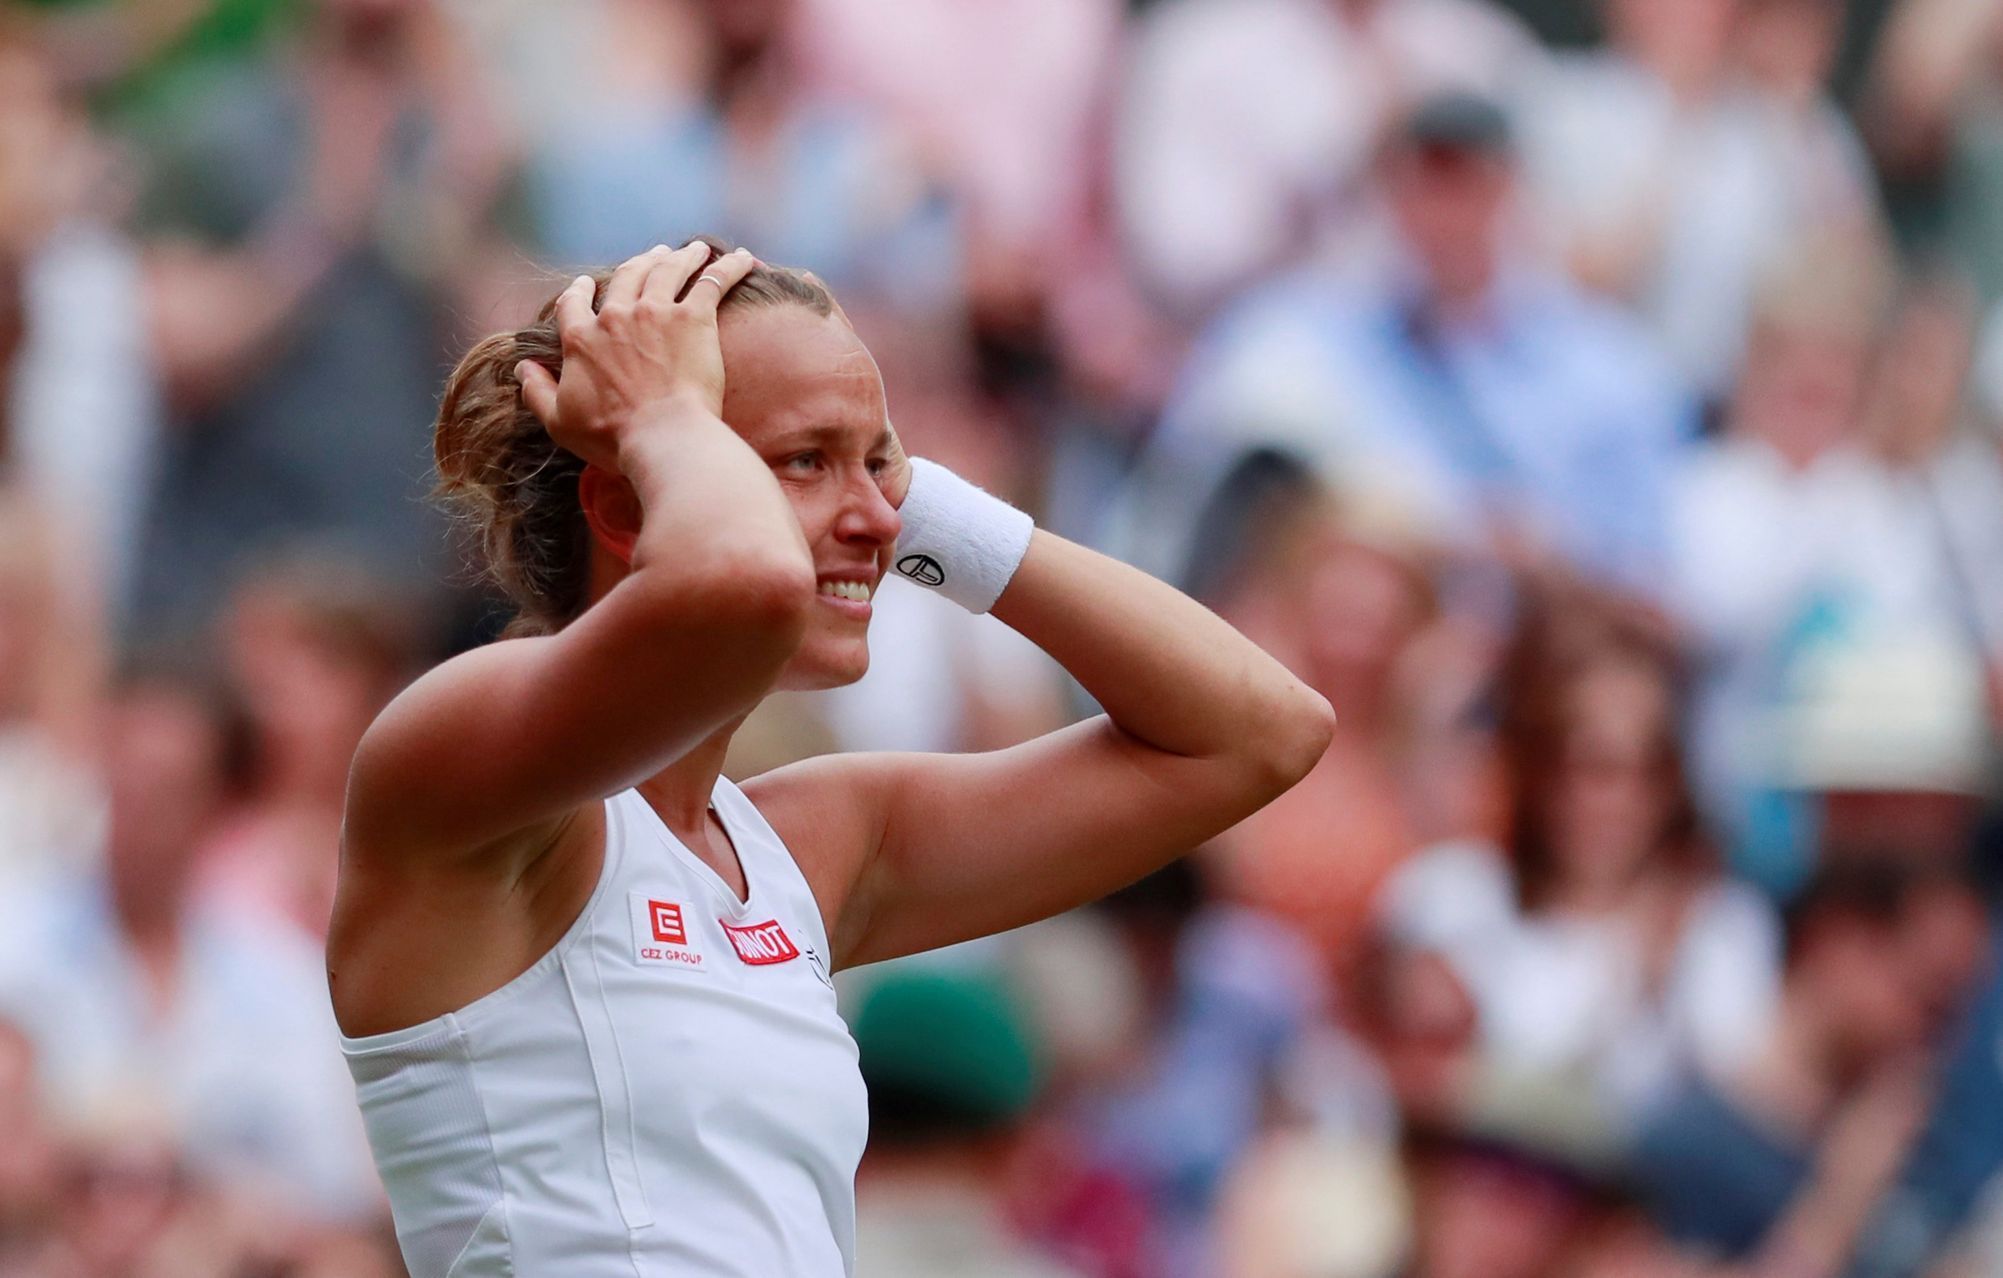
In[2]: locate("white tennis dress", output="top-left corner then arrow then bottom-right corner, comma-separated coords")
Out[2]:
340,778 -> 868,1277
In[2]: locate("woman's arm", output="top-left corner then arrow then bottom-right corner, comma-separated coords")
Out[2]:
750,526 -> 1334,968
345,245 -> 814,862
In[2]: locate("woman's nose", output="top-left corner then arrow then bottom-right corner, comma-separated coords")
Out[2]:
836,472 -> 902,546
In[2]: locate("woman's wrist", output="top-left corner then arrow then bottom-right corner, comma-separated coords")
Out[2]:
891,458 -> 1034,614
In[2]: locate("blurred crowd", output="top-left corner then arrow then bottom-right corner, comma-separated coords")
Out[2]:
1,0 -> 2001,1274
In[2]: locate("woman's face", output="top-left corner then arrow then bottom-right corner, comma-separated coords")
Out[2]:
1604,0 -> 1738,79
717,304 -> 904,691
1301,538 -> 1429,711
1545,661 -> 1675,886
1736,325 -> 1865,468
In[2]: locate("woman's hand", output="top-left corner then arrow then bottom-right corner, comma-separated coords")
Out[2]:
517,242 -> 757,472
879,426 -> 913,508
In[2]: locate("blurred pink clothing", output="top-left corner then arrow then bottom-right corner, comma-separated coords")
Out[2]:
1115,0 -> 1543,313
197,807 -> 342,942
793,0 -> 1123,250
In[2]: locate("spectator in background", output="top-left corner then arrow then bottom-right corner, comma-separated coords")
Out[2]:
0,494 -> 105,893
1091,887 -> 1330,1275
1630,858 -> 1988,1273
791,0 -> 1121,296
1670,239 -> 1997,889
852,968 -> 1083,1278
1866,0 -> 2003,301
1849,927 -> 2003,1278
530,0 -> 959,320
1523,0 -> 1879,404
1855,275 -> 2003,703
197,549 -> 420,941
1114,0 -> 1542,319
126,0 -> 516,640
1735,0 -> 1886,222
0,1023 -> 60,1269
1383,611 -> 1782,1131
1204,485 -> 1453,964
0,48 -> 129,901
18,0 -> 300,121
789,0 -> 1162,553
1772,633 -> 1992,877
0,32 -> 161,625
1567,0 -> 1880,401
1208,937 -> 1473,1278
1124,92 -> 1693,606
0,660 -> 378,1224
32,1111 -> 402,1278
1396,1136 -> 1609,1278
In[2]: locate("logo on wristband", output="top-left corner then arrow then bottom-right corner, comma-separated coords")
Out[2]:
895,554 -> 945,587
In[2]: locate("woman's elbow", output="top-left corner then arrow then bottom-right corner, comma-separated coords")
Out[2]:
722,554 -> 818,632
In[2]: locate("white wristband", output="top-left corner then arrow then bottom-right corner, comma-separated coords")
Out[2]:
891,458 -> 1034,613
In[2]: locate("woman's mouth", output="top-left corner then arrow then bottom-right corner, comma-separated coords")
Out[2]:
816,577 -> 874,618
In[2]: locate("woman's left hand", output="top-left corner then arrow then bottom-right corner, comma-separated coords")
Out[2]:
879,426 -> 913,509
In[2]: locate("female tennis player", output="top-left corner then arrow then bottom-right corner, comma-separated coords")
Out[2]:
328,239 -> 1334,1277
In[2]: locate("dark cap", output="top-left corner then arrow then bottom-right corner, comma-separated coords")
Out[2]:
1396,90 -> 1514,156
852,968 -> 1042,1133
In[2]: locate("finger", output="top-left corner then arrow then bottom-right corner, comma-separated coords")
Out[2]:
517,360 -> 558,428
603,244 -> 672,311
680,248 -> 755,312
642,240 -> 720,305
551,274 -> 595,340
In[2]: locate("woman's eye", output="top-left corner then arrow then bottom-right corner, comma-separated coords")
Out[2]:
865,457 -> 887,478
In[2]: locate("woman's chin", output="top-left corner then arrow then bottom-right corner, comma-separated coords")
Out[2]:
776,638 -> 870,692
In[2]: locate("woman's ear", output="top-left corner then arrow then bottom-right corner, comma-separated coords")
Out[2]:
578,465 -> 643,564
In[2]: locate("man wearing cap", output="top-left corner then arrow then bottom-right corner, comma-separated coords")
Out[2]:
1122,91 -> 1694,606
850,969 -> 1085,1278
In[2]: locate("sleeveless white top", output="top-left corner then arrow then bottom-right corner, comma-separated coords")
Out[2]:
340,779 -> 869,1277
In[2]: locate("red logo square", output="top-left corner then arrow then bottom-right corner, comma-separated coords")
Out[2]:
649,900 -> 688,946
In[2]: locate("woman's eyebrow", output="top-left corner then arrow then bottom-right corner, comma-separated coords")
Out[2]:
769,423 -> 891,452
767,425 -> 846,450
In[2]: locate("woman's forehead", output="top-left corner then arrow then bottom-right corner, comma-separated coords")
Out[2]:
719,305 -> 888,444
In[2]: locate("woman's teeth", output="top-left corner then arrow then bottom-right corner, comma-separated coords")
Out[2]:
818,580 -> 873,603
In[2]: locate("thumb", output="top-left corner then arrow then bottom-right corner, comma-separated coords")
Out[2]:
517,360 -> 558,429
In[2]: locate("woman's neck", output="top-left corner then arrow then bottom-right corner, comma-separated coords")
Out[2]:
634,717 -> 743,838
1544,852 -> 1657,916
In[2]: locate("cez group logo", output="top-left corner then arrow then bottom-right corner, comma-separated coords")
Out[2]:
632,893 -> 705,970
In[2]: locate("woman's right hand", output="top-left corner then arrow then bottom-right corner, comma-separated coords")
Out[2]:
517,241 -> 757,472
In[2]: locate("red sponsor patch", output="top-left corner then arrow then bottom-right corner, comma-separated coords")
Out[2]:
720,919 -> 800,966
649,900 -> 689,946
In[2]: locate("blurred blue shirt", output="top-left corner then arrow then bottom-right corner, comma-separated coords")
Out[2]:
1123,255 -> 1695,598
531,100 -> 959,315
